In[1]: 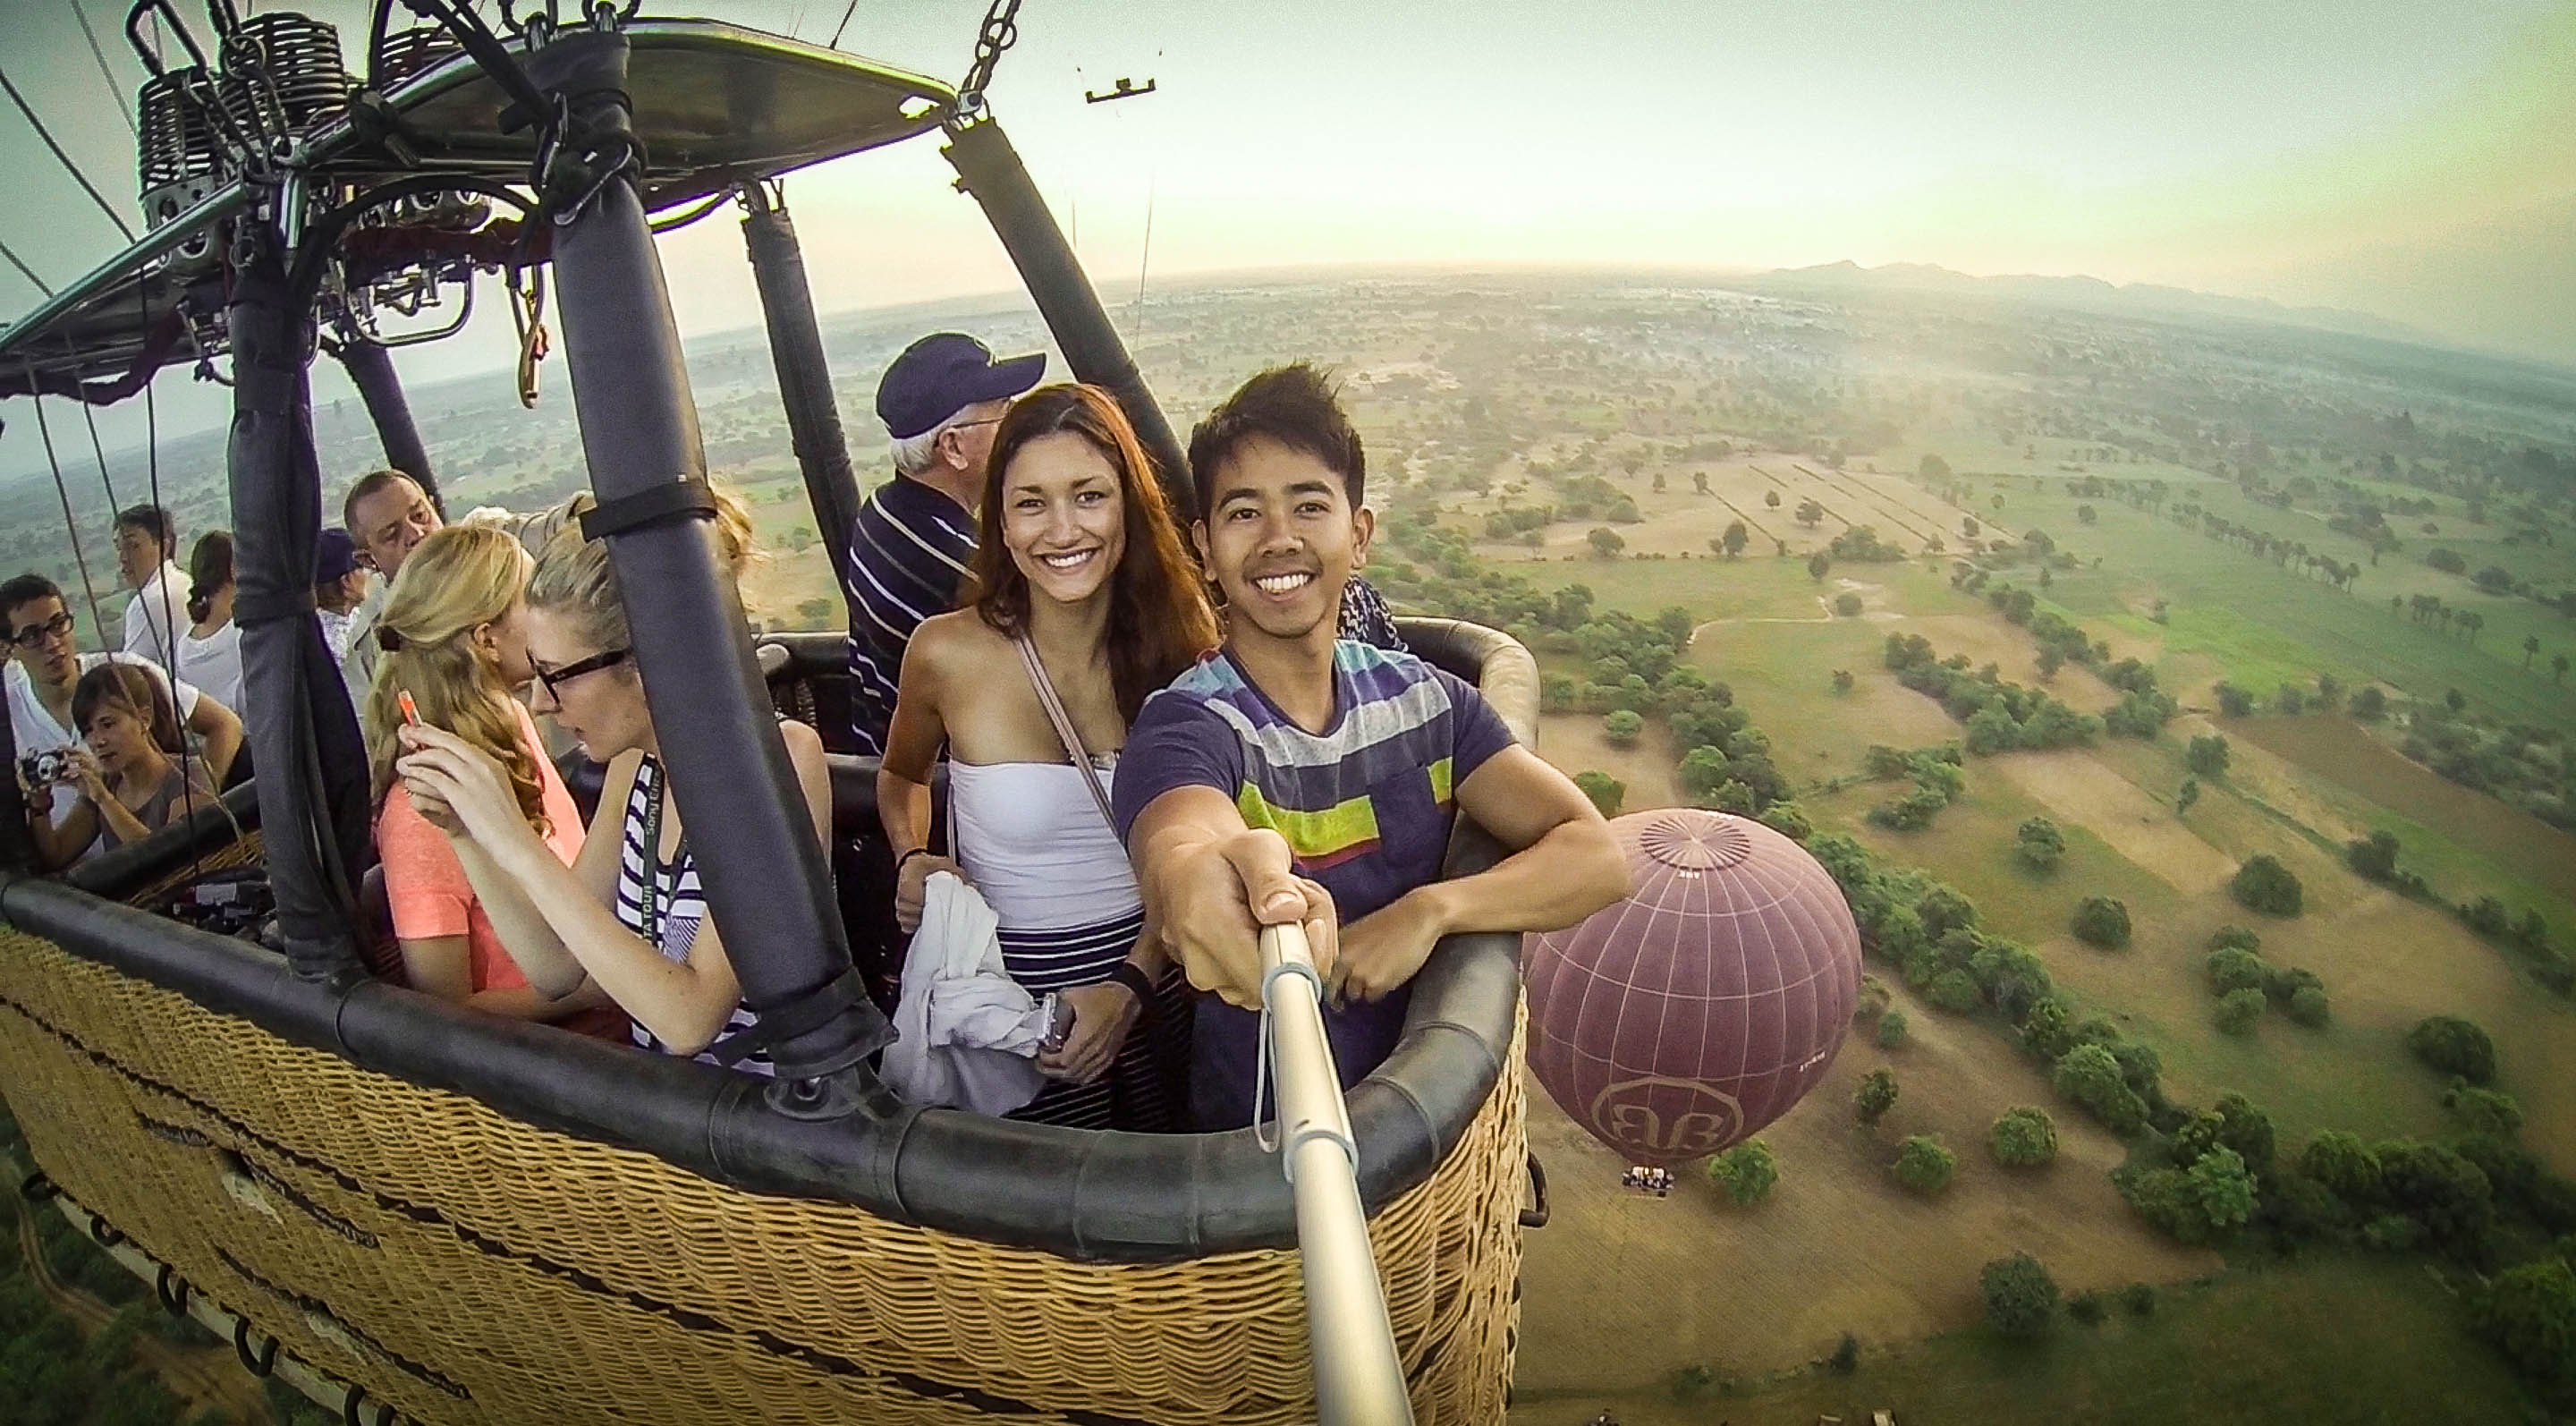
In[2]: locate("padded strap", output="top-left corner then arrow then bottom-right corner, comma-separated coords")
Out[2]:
578,480 -> 717,543
703,965 -> 872,1070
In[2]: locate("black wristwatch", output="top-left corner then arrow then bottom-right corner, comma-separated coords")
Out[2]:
1106,959 -> 1157,1014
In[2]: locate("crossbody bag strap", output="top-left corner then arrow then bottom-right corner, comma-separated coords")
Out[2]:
1014,634 -> 1120,835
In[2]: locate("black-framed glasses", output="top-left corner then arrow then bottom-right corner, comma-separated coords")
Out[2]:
8,611 -> 73,649
531,647 -> 631,699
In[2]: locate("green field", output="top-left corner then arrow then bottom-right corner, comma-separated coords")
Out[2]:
1513,1253 -> 2538,1426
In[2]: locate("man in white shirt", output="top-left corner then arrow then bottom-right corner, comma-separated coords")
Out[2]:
5,573 -> 242,831
114,505 -> 189,674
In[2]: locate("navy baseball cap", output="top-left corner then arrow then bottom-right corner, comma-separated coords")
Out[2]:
876,333 -> 1046,441
315,528 -> 360,582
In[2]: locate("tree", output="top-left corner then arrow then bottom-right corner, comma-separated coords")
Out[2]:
2188,1145 -> 2258,1230
2525,633 -> 2541,670
2186,734 -> 2231,777
1807,552 -> 1831,581
2475,1260 -> 2576,1386
2175,776 -> 2200,817
1572,769 -> 1624,819
2445,1083 -> 2524,1138
1928,968 -> 1981,1013
2408,1014 -> 2497,1084
1831,668 -> 1855,694
2230,855 -> 2304,916
2351,684 -> 2388,720
2214,682 -> 2257,717
2346,828 -> 2402,882
1877,1008 -> 1910,1048
1677,744 -> 1732,797
1603,709 -> 1643,747
1989,1107 -> 2059,1167
1652,471 -> 1667,494
1979,1252 -> 2060,1337
2076,503 -> 2097,526
2446,686 -> 2468,714
1692,471 -> 1711,496
2053,1043 -> 2148,1134
1587,526 -> 1625,558
2316,671 -> 2343,707
1765,488 -> 1783,509
1796,499 -> 1826,529
2071,895 -> 2131,949
1705,1139 -> 1779,1206
1833,592 -> 1864,616
1962,515 -> 1981,539
2555,653 -> 2570,685
2215,988 -> 2266,1035
1829,1333 -> 1860,1374
2206,946 -> 2268,994
1854,1068 -> 1900,1125
1919,453 -> 1952,481
1892,1134 -> 1956,1195
2286,984 -> 2332,1027
2014,816 -> 2064,873
1719,519 -> 1749,557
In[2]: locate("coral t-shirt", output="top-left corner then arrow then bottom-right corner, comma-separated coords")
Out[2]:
376,700 -> 586,1000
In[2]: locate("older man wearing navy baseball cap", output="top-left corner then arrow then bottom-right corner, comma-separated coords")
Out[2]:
840,333 -> 1046,756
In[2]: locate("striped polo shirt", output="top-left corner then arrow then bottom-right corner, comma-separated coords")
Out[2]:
1113,639 -> 1516,1128
842,473 -> 977,755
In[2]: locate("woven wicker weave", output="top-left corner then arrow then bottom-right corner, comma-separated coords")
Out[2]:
0,923 -> 1523,1425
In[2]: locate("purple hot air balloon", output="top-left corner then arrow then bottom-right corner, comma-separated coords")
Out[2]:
1525,808 -> 1863,1167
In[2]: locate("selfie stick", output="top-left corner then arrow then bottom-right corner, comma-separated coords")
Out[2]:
1258,921 -> 1415,1426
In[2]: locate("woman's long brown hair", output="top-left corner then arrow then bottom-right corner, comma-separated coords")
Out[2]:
966,384 -> 1218,722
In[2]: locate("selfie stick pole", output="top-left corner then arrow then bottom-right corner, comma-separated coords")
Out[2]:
1258,921 -> 1415,1426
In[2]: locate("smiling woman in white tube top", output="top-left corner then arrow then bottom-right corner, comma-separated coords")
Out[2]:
877,384 -> 1220,1130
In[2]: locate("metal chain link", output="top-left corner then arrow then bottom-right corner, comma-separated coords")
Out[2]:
955,0 -> 1025,119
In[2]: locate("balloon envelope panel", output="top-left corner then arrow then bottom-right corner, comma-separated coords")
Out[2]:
1525,810 -> 1862,1167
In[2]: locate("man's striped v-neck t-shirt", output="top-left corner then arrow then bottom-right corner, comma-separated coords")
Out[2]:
842,473 -> 977,756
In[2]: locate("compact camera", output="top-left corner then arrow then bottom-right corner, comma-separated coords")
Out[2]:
17,749 -> 72,787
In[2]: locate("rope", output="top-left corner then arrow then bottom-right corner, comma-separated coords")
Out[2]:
0,236 -> 53,296
0,64 -> 137,242
140,264 -> 208,891
66,0 -> 140,140
15,363 -> 112,644
827,0 -> 860,47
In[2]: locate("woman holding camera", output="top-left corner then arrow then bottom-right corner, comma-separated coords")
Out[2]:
21,663 -> 213,867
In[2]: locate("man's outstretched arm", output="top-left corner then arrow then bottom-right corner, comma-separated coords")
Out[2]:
1331,744 -> 1627,1005
1127,785 -> 1338,1010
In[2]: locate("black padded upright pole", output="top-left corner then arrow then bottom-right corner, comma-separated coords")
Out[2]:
740,187 -> 865,599
940,116 -> 1195,514
227,227 -> 370,984
528,30 -> 892,1088
333,336 -> 439,507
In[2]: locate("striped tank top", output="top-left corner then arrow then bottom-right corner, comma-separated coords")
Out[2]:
614,754 -> 770,1074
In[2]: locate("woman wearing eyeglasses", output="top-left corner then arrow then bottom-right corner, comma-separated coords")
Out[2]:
362,523 -> 620,1035
393,489 -> 832,1074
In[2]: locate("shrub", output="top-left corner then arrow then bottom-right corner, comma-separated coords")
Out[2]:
1928,968 -> 1982,1014
1979,1252 -> 2061,1337
2123,1283 -> 2157,1317
2068,1291 -> 2108,1325
2362,1213 -> 2424,1252
1893,1135 -> 1957,1196
1572,769 -> 1624,819
2409,1015 -> 2498,1085
2474,1260 -> 2576,1386
1989,1107 -> 2059,1167
2346,829 -> 2402,882
2054,1043 -> 2149,1135
1828,1332 -> 1860,1375
2190,1146 -> 2258,1231
2206,946 -> 2268,995
1603,709 -> 1643,747
1705,1139 -> 1780,1207
2261,964 -> 2324,1005
2071,895 -> 2132,949
1755,800 -> 1812,842
2230,855 -> 2304,916
2207,925 -> 2262,954
1854,974 -> 1892,1022
2301,1130 -> 2383,1204
1834,592 -> 1864,617
2377,1141 -> 2496,1247
2286,985 -> 2332,1027
2014,816 -> 2065,873
2215,988 -> 2266,1035
1854,1068 -> 1900,1125
2446,1084 -> 2525,1139
1877,1009 -> 1910,1049
2187,734 -> 2232,777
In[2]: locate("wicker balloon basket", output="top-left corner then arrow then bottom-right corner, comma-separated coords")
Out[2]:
0,916 -> 1525,1425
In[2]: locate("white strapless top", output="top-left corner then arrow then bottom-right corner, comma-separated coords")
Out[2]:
947,758 -> 1142,931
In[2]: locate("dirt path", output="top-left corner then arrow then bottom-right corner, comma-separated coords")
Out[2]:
12,1167 -> 275,1424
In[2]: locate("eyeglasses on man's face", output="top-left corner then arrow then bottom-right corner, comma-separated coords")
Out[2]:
8,611 -> 74,649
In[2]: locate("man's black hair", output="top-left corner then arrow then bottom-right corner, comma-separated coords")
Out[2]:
115,504 -> 175,550
1186,363 -> 1365,521
0,573 -> 64,628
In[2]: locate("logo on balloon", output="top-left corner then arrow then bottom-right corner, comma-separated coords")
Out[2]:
1588,1074 -> 1744,1159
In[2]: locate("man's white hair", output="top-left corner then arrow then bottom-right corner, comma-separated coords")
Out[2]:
892,406 -> 975,477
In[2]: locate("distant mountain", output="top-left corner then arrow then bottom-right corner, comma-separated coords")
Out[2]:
1750,260 -> 2430,345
